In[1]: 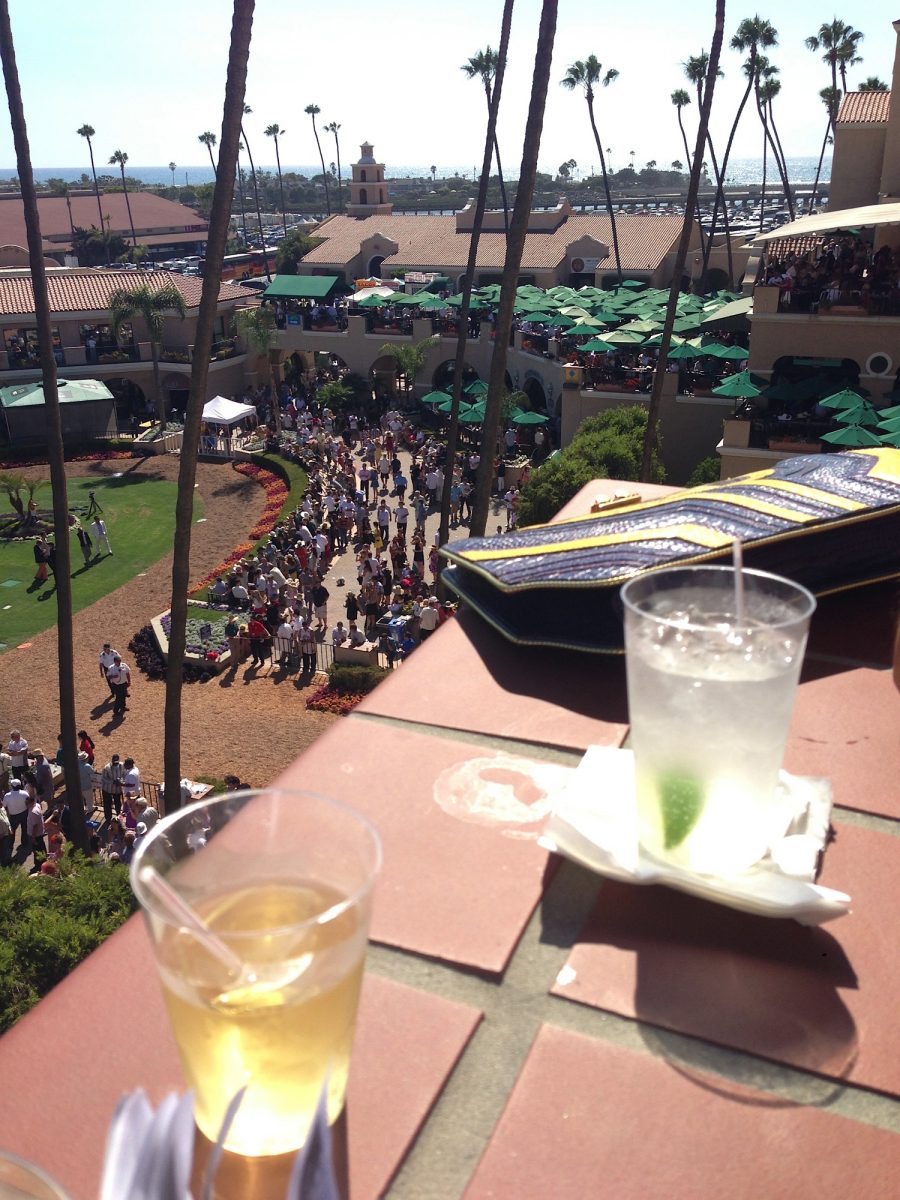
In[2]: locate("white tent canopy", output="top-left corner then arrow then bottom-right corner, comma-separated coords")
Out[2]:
201,396 -> 257,427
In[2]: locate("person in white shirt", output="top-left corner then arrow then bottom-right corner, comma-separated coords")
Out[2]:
230,582 -> 250,610
418,598 -> 440,640
99,644 -> 118,693
91,516 -> 113,555
348,622 -> 366,647
107,656 -> 131,717
3,779 -> 30,849
6,730 -> 28,770
332,621 -> 348,647
122,758 -> 141,801
210,577 -> 229,601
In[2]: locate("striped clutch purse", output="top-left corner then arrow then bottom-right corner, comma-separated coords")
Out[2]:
441,448 -> 900,652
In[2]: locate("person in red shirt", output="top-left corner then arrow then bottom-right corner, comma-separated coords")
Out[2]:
247,617 -> 271,666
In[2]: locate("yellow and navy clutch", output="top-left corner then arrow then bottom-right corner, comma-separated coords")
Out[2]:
440,449 -> 900,652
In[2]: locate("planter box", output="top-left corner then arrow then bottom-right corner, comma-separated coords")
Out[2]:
767,439 -> 822,454
723,418 -> 751,449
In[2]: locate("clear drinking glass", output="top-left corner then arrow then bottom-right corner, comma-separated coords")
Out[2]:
0,1152 -> 68,1199
131,788 -> 381,1158
622,566 -> 815,875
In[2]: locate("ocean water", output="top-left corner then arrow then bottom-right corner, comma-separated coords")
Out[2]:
2,156 -> 830,189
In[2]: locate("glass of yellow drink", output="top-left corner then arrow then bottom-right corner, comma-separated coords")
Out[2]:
131,789 -> 381,1159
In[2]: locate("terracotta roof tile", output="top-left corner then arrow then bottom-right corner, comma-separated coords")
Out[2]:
0,269 -> 248,318
837,91 -> 891,125
302,212 -> 685,275
0,192 -> 208,253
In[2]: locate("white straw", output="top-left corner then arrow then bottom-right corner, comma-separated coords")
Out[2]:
732,537 -> 745,623
138,865 -> 247,978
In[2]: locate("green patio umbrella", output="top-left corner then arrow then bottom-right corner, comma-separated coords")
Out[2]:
567,322 -> 606,336
821,425 -> 882,447
698,343 -> 732,358
510,409 -> 549,425
666,342 -> 706,360
603,330 -> 646,345
444,293 -> 465,306
877,414 -> 900,432
580,338 -> 618,353
420,390 -> 450,405
762,377 -> 824,403
643,333 -> 684,349
712,372 -> 763,399
819,388 -> 869,411
616,279 -> 648,291
876,402 -> 900,418
465,379 -> 488,396
835,404 -> 880,427
520,311 -> 555,323
459,402 -> 486,424
618,319 -> 663,334
878,429 -> 900,447
356,292 -> 386,308
586,309 -> 622,324
711,344 -> 750,360
547,313 -> 576,327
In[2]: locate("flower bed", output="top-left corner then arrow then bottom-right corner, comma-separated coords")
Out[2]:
306,683 -> 368,715
189,461 -> 289,596
151,599 -> 233,672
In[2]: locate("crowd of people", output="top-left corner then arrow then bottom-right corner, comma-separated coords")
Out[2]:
763,233 -> 900,315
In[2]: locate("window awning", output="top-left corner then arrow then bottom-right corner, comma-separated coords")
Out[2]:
262,274 -> 339,299
753,201 -> 900,244
0,379 -> 114,408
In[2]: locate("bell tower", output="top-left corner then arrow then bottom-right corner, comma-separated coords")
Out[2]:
347,142 -> 393,217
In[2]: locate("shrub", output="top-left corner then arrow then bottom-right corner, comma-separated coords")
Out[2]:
326,663 -> 389,695
0,857 -> 137,1033
686,456 -> 721,487
517,405 -> 665,527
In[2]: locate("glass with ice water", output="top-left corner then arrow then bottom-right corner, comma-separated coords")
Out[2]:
131,789 -> 381,1159
622,566 -> 816,875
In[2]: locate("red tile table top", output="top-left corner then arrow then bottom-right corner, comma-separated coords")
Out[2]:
0,916 -> 481,1200
464,1025 -> 900,1200
275,720 -> 572,973
552,822 -> 900,1094
356,609 -> 630,751
786,667 -> 900,820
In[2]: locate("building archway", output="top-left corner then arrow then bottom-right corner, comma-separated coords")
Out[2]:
522,376 -> 547,411
433,359 -> 479,391
106,377 -> 147,423
705,267 -> 731,293
367,253 -> 384,277
369,353 -> 400,399
360,187 -> 368,205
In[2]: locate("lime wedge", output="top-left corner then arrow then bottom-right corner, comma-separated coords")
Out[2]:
658,771 -> 705,849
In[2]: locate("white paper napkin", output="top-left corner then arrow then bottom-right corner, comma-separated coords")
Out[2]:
539,746 -> 851,925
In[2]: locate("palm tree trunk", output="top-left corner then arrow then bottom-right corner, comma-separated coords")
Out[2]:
439,0 -> 513,547
207,143 -> 218,180
274,136 -> 287,239
87,139 -> 104,236
641,0 -> 725,482
677,108 -> 706,259
236,160 -> 247,241
165,0 -> 253,811
759,120 -> 768,232
702,76 -> 753,285
809,118 -> 831,214
242,123 -> 270,280
756,87 -> 793,222
703,134 -> 734,286
767,100 -> 793,219
586,96 -> 622,283
150,339 -> 166,430
333,129 -> 343,211
484,82 -> 510,236
0,0 -> 86,849
120,165 -> 137,247
471,0 -> 558,538
312,121 -> 330,216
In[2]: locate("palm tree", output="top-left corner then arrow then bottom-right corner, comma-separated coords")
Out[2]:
236,141 -> 247,242
324,121 -> 343,211
236,305 -> 280,431
439,0 -> 514,548
378,336 -> 436,401
754,65 -> 793,223
806,19 -> 864,96
240,105 -> 270,278
198,131 -> 218,180
165,0 -> 254,810
859,76 -> 889,92
471,0 -> 559,537
109,282 -> 186,428
168,161 -> 176,187
560,56 -> 622,283
809,86 -> 840,213
642,0 -> 726,481
76,122 -> 105,236
430,164 -> 437,182
264,122 -> 288,238
462,47 -> 510,234
304,104 -> 330,216
1,0 -> 87,847
671,88 -> 706,254
109,149 -> 137,248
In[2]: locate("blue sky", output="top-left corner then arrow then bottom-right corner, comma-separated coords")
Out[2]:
1,0 -> 897,176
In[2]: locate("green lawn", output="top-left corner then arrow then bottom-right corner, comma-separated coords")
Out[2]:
0,473 -> 203,653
